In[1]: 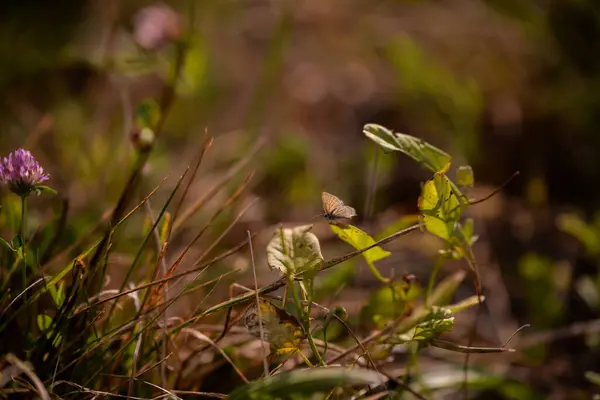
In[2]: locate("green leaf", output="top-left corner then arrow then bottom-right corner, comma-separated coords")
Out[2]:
37,314 -> 52,336
136,99 -> 161,129
418,173 -> 461,241
446,295 -> 483,313
394,307 -> 454,344
11,235 -> 23,250
36,314 -> 63,348
267,225 -> 324,277
363,123 -> 452,173
330,224 -> 391,283
48,282 -> 65,308
227,367 -> 382,400
456,165 -> 474,187
329,224 -> 390,264
34,185 -> 57,195
0,237 -> 15,251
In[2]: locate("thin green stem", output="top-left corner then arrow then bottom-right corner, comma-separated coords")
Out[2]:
288,276 -> 324,366
20,196 -> 27,310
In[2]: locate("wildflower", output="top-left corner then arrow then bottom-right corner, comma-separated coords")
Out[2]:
133,4 -> 183,51
0,149 -> 49,197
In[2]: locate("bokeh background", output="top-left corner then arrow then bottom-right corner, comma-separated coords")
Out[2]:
2,0 -> 600,398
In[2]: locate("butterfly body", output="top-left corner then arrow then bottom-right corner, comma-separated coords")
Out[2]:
321,191 -> 357,222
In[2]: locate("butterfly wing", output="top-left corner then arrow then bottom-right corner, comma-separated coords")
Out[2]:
322,192 -> 357,220
322,192 -> 342,215
334,205 -> 357,219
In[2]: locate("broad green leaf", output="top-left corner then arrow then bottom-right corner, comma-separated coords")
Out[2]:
363,123 -> 452,173
329,224 -> 390,264
227,367 -> 382,400
243,299 -> 306,356
418,173 -> 461,241
394,307 -> 454,344
267,225 -> 324,276
456,165 -> 474,187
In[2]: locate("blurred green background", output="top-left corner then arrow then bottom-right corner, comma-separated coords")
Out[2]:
2,0 -> 600,398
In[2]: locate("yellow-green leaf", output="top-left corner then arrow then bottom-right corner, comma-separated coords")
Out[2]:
244,299 -> 306,356
456,165 -> 474,187
418,173 -> 461,241
330,224 -> 390,264
363,123 -> 451,173
267,225 -> 324,276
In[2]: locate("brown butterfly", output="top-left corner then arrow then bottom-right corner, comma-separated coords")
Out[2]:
320,191 -> 357,222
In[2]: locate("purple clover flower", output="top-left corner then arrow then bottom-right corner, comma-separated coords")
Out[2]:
0,149 -> 49,197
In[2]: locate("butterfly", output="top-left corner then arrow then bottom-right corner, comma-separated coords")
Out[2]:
321,191 -> 357,222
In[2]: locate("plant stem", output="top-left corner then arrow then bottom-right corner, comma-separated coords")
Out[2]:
288,276 -> 324,366
20,196 -> 27,297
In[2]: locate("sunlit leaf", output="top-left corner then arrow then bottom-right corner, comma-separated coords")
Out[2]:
363,123 -> 452,173
394,307 -> 454,344
266,225 -> 323,277
37,314 -> 52,336
244,299 -> 306,356
329,224 -> 390,264
36,314 -> 62,347
418,173 -> 461,241
456,165 -> 474,187
227,367 -> 382,400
